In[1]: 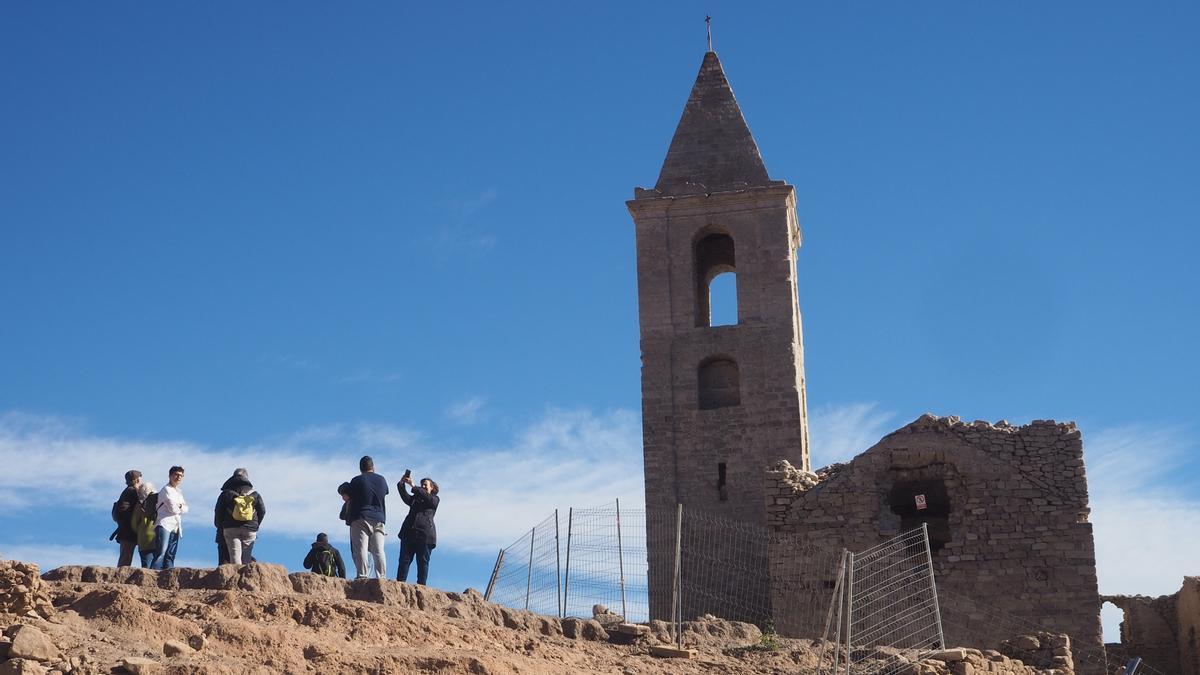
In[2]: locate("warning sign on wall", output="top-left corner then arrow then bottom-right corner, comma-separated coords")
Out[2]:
915,494 -> 927,510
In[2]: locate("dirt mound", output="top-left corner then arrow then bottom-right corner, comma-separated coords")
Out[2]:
1,561 -> 1075,674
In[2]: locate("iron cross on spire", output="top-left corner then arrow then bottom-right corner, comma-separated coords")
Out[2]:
705,15 -> 713,52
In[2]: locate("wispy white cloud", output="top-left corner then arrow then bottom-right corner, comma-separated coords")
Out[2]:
458,188 -> 499,217
428,225 -> 498,256
259,353 -> 321,372
0,543 -> 208,572
807,402 -> 897,469
1084,423 -> 1200,641
338,369 -> 404,385
444,397 -> 487,426
1,404 -> 1190,647
425,188 -> 501,261
1087,423 -> 1199,598
0,408 -> 642,556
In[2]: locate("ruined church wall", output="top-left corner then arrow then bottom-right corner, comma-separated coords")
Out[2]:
1104,592 -> 1181,674
765,415 -> 1105,674
1178,577 -> 1200,675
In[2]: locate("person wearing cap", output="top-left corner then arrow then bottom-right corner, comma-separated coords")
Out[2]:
303,533 -> 346,578
214,468 -> 266,565
112,470 -> 142,566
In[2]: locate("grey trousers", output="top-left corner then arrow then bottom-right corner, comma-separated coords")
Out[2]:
222,526 -> 258,565
350,518 -> 386,579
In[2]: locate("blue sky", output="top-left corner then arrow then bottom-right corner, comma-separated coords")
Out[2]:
1,2 -> 1197,643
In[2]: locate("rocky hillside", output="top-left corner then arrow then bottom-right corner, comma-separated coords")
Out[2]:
0,560 -> 1071,674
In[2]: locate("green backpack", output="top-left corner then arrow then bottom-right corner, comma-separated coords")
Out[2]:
316,548 -> 337,577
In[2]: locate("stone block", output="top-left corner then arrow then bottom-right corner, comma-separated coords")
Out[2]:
7,625 -> 59,663
649,645 -> 696,659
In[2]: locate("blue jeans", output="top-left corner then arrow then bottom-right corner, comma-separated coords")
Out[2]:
397,538 -> 432,585
154,526 -> 181,569
139,549 -> 157,568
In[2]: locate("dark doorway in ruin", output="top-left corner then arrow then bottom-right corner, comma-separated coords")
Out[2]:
887,479 -> 951,552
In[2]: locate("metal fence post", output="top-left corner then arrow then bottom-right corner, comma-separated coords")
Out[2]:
921,522 -> 946,649
554,508 -> 563,618
844,550 -> 854,675
616,498 -> 627,619
818,550 -> 848,675
484,548 -> 505,602
524,525 -> 536,611
563,507 -> 574,617
673,503 -> 683,650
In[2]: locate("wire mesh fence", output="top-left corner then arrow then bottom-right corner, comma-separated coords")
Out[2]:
484,502 -> 1167,675
563,501 -> 648,620
484,510 -> 561,616
818,525 -> 945,675
485,500 -> 846,631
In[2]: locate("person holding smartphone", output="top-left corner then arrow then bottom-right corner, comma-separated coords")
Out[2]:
397,471 -> 439,586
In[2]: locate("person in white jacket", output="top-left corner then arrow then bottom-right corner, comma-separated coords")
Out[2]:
154,466 -> 188,569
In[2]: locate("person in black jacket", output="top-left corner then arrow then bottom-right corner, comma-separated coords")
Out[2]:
396,474 -> 439,585
303,532 -> 346,578
213,473 -> 239,565
214,468 -> 266,565
112,470 -> 142,566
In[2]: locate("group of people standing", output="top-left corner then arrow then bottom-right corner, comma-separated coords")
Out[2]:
331,455 -> 440,584
110,466 -> 194,570
110,456 -> 439,586
111,465 -> 266,570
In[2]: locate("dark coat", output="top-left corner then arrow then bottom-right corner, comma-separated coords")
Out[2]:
303,542 -> 346,578
348,472 -> 388,524
214,475 -> 266,531
114,487 -> 140,543
398,484 -> 439,548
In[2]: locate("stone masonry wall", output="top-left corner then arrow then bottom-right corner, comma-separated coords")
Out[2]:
1178,578 -> 1200,675
1104,577 -> 1200,675
1103,592 -> 1180,674
765,414 -> 1104,675
632,185 -> 809,621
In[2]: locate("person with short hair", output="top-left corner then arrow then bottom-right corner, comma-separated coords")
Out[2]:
214,468 -> 266,565
303,532 -> 346,578
337,482 -> 353,525
153,466 -> 188,569
112,470 -> 142,566
397,475 -> 440,586
347,456 -> 388,579
133,480 -> 158,568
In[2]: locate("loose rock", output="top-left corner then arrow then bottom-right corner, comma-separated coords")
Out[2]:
8,625 -> 61,662
0,659 -> 48,675
118,656 -> 162,675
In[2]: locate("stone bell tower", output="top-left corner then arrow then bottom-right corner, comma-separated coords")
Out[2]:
628,50 -> 810,620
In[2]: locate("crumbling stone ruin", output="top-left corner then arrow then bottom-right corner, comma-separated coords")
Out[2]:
765,415 -> 1104,672
625,48 -> 1177,675
1104,577 -> 1200,675
0,561 -> 53,620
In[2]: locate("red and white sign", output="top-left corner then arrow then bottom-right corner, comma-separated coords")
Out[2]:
914,494 -> 927,510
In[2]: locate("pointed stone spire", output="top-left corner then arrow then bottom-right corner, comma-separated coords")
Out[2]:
654,51 -> 773,195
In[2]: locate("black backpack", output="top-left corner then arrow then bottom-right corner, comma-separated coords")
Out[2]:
141,492 -> 159,521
